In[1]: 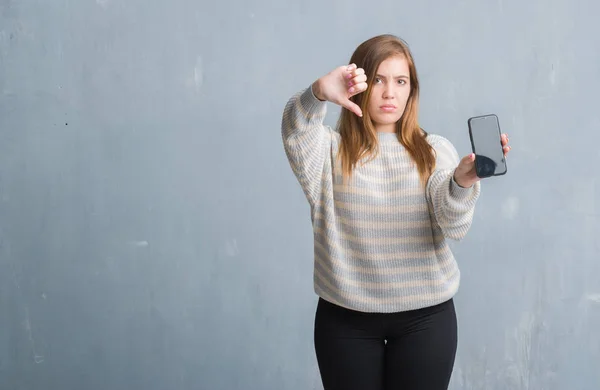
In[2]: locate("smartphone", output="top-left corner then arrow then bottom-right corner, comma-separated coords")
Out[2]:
467,114 -> 507,178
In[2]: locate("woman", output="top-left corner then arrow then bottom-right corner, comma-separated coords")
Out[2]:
281,34 -> 511,390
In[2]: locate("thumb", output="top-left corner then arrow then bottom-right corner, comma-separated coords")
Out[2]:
342,99 -> 363,117
458,153 -> 475,168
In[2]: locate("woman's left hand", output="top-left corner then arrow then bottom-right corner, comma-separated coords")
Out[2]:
453,133 -> 511,188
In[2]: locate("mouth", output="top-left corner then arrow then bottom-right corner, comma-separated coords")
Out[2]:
380,105 -> 397,112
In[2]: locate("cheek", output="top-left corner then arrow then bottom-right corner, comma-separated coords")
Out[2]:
400,89 -> 411,103
398,92 -> 411,112
366,96 -> 379,115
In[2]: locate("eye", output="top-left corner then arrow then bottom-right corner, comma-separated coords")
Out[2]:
374,77 -> 382,84
398,79 -> 407,85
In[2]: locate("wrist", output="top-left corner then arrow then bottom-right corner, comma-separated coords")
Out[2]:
311,80 -> 326,101
453,172 -> 472,189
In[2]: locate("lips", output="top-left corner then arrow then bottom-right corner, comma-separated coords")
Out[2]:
380,104 -> 397,112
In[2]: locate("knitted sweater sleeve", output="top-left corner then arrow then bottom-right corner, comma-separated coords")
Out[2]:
426,135 -> 481,241
281,85 -> 332,207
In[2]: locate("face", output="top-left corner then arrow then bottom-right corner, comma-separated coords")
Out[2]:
366,55 -> 411,133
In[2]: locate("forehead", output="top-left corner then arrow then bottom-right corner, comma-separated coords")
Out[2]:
376,55 -> 409,75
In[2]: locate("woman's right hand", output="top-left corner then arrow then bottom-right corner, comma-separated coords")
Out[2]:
312,63 -> 368,117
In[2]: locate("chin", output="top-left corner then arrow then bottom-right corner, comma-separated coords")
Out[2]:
372,117 -> 402,128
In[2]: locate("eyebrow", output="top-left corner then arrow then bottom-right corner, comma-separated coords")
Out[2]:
376,74 -> 409,79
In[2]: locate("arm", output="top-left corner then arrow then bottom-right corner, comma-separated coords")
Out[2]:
281,84 -> 331,207
281,64 -> 368,206
426,136 -> 481,241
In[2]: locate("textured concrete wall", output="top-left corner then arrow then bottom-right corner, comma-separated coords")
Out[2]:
1,0 -> 599,388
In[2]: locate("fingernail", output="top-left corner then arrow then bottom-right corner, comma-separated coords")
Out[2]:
349,87 -> 355,93
348,81 -> 353,86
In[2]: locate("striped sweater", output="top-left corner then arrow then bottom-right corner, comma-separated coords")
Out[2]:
281,86 -> 481,313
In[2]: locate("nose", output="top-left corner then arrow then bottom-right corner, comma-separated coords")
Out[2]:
383,83 -> 394,99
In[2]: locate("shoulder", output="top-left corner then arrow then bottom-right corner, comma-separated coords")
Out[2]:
426,133 -> 454,148
425,133 -> 460,168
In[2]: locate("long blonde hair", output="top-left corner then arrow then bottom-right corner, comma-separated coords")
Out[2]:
337,34 -> 436,185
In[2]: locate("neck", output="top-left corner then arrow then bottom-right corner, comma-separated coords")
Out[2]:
376,124 -> 399,142
375,120 -> 397,134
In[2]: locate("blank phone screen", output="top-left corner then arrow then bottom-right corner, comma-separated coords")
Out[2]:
469,115 -> 507,177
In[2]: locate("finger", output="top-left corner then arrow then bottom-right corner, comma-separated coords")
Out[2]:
348,74 -> 367,87
503,145 -> 511,155
346,66 -> 364,80
501,133 -> 509,146
345,64 -> 357,79
348,82 -> 368,96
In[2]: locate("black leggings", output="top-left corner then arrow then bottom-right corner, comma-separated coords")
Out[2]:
314,297 -> 458,390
